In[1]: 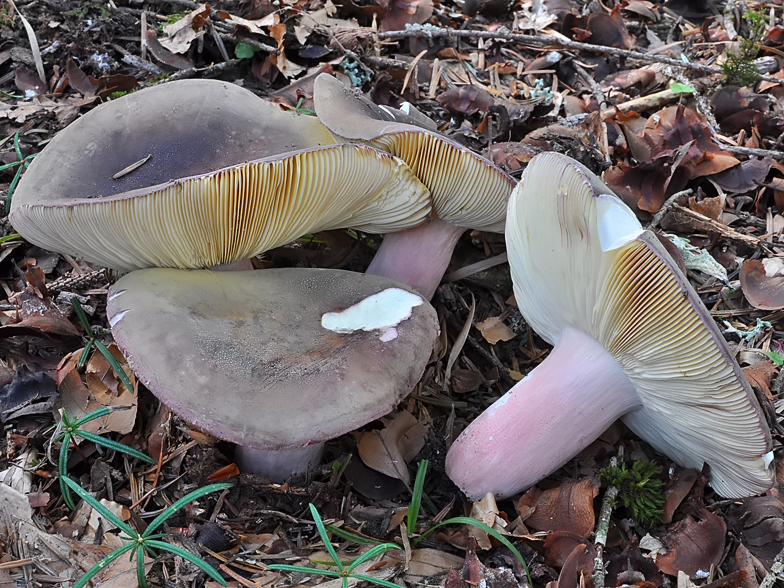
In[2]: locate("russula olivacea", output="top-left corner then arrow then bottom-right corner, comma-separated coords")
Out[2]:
445,152 -> 773,500
313,73 -> 515,299
10,79 -> 431,270
107,268 -> 439,481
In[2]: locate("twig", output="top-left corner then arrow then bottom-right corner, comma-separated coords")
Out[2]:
758,546 -> 784,588
156,59 -> 243,83
645,188 -> 694,231
377,27 -> 784,86
718,144 -> 784,161
593,458 -> 619,588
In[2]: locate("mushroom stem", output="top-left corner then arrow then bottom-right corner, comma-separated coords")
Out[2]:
445,327 -> 642,500
235,444 -> 325,483
366,218 -> 465,300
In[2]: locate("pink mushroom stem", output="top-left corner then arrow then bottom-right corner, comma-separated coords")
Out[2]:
445,327 -> 643,500
366,218 -> 465,300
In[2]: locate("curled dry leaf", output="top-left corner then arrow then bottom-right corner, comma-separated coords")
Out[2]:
740,260 -> 784,310
662,466 -> 699,524
475,316 -> 516,345
159,3 -> 210,53
445,537 -> 524,588
469,492 -> 508,550
728,496 -> 784,568
656,499 -> 726,577
556,543 -> 596,588
544,531 -> 589,569
357,410 -> 428,485
523,478 -> 599,538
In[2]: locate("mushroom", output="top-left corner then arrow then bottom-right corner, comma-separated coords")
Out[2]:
9,79 -> 431,270
445,152 -> 773,500
107,267 -> 439,481
313,74 -> 515,299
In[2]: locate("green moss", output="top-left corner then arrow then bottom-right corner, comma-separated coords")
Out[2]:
600,459 -> 665,527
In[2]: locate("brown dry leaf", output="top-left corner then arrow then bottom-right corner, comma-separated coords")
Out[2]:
159,3 -> 210,53
59,345 -> 137,436
544,531 -> 589,569
475,316 -> 516,345
437,86 -> 495,116
216,10 -> 278,33
380,0 -> 433,32
656,499 -> 726,577
556,543 -> 596,588
740,260 -> 784,310
662,466 -> 699,524
563,5 -> 633,49
735,543 -> 758,588
145,31 -> 195,70
444,537 -> 524,588
27,490 -> 49,508
524,478 -> 599,538
728,496 -> 784,568
270,50 -> 305,79
357,410 -> 428,484
743,362 -> 777,402
688,194 -> 724,221
405,549 -> 466,584
468,493 -> 508,550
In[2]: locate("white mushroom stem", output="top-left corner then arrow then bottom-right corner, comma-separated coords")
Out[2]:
445,327 -> 643,500
235,444 -> 325,483
366,218 -> 465,300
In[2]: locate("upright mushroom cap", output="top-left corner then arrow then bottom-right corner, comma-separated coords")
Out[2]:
107,268 -> 439,451
447,152 -> 772,499
313,73 -> 513,232
10,80 -> 431,270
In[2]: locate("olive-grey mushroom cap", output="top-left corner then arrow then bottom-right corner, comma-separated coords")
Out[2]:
507,152 -> 773,497
313,73 -> 514,232
10,80 -> 431,270
106,268 -> 440,450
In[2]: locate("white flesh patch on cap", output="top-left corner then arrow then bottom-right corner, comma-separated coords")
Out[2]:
321,288 -> 423,340
595,193 -> 643,252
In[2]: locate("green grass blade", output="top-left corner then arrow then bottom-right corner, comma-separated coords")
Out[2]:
74,430 -> 156,464
13,129 -> 22,161
420,517 -> 531,585
0,233 -> 21,243
325,525 -> 383,546
0,160 -> 22,172
347,544 -> 401,572
267,565 -> 343,578
5,162 -> 25,213
146,540 -> 227,585
136,544 -> 148,588
62,477 -> 138,538
143,483 -> 232,538
71,298 -> 95,338
77,340 -> 94,369
309,504 -> 343,571
73,543 -> 136,588
58,437 -> 76,511
350,574 -> 406,588
72,406 -> 114,427
93,340 -> 135,393
408,460 -> 428,534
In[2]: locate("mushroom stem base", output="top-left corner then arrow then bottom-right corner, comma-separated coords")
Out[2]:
445,327 -> 642,500
235,443 -> 325,483
366,219 -> 465,300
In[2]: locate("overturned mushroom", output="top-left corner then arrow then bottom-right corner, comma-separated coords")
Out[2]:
313,74 -> 515,299
10,79 -> 431,270
107,268 -> 439,481
446,152 -> 773,500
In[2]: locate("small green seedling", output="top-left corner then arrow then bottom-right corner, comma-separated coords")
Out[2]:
768,341 -> 784,366
71,297 -> 134,393
599,459 -> 664,527
64,477 -> 231,588
235,42 -> 257,60
326,460 -> 533,586
268,504 -> 405,588
53,406 -> 156,510
2,129 -> 39,213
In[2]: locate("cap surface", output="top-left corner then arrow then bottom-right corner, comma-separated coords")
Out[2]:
506,152 -> 772,497
313,73 -> 515,232
10,80 -> 431,270
107,268 -> 439,449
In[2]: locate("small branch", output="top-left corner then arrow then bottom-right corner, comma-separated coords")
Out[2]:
593,484 -> 618,588
718,144 -> 784,161
758,546 -> 784,588
377,27 -> 784,86
645,188 -> 693,231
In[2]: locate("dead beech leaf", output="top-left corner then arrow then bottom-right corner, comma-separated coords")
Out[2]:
656,500 -> 726,577
59,344 -> 137,436
556,543 -> 596,588
740,260 -> 784,310
469,493 -> 508,550
524,478 -> 599,538
475,316 -> 516,345
357,410 -> 427,485
159,3 -> 210,53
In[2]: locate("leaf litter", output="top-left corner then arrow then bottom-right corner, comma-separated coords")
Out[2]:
1,0 -> 784,586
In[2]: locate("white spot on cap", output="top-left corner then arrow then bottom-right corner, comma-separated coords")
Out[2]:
321,288 -> 423,341
596,193 -> 643,252
109,309 -> 130,328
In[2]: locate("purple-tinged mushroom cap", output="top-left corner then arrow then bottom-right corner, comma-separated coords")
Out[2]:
446,152 -> 773,500
313,74 -> 515,299
107,267 -> 439,479
10,79 -> 431,271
